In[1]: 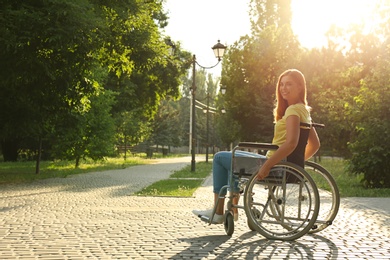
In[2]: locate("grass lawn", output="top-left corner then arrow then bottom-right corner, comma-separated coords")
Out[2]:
0,156 -> 150,184
313,158 -> 390,197
135,161 -> 212,197
1,155 -> 389,198
136,157 -> 390,198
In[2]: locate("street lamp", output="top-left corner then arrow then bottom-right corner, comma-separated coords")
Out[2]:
191,40 -> 226,171
165,37 -> 176,55
220,84 -> 227,95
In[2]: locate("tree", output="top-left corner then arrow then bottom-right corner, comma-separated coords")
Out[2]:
50,90 -> 117,168
299,45 -> 353,156
0,0 -> 103,162
299,5 -> 386,157
149,98 -> 181,150
220,0 -> 390,190
249,0 -> 292,33
345,3 -> 390,187
0,0 -> 190,165
216,0 -> 300,144
196,74 -> 219,150
348,77 -> 390,188
347,41 -> 390,188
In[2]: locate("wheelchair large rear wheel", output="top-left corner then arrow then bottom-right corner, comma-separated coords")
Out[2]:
304,161 -> 340,233
244,162 -> 320,241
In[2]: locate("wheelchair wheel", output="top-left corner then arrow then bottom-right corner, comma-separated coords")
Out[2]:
304,161 -> 340,233
247,207 -> 260,231
224,211 -> 234,236
244,162 -> 320,241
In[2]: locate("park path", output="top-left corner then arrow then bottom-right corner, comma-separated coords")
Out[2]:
0,156 -> 389,259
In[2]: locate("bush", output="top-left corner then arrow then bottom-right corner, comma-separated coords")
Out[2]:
348,122 -> 390,188
347,68 -> 390,188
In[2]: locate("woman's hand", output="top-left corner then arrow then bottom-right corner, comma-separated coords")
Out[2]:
257,165 -> 271,180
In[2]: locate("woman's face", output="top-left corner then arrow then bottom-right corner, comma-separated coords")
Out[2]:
279,75 -> 302,105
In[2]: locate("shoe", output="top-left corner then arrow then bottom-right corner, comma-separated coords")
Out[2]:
192,209 -> 224,224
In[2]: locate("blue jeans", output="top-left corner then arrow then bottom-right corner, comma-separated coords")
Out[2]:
212,150 -> 265,195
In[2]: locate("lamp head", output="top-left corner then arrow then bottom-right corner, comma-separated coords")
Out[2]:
220,84 -> 226,95
212,40 -> 227,61
165,37 -> 176,55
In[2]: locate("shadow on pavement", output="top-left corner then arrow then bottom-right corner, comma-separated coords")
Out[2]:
171,232 -> 338,259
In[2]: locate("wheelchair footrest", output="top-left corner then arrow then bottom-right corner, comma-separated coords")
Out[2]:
199,215 -> 221,225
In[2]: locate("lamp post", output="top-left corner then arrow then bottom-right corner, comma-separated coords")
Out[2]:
203,92 -> 210,163
220,84 -> 227,114
191,40 -> 226,172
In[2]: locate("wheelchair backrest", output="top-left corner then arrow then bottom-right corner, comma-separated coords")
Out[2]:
286,123 -> 311,168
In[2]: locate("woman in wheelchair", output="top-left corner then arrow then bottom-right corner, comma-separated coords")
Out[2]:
193,69 -> 320,224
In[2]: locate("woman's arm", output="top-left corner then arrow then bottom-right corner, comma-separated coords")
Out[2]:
305,127 -> 320,160
256,115 -> 300,179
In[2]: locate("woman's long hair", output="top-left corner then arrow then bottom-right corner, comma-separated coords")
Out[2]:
274,69 -> 308,122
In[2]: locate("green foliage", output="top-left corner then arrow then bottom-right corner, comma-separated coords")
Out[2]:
0,0 -> 100,143
1,0 -> 390,191
217,0 -> 390,190
150,98 -> 182,147
116,109 -> 152,147
221,23 -> 300,142
249,0 -> 292,33
51,90 -> 117,167
0,0 -> 190,163
316,158 -> 390,197
347,59 -> 390,188
300,47 -> 357,157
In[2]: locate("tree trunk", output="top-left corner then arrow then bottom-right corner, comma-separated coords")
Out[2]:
35,136 -> 42,174
75,156 -> 80,168
124,134 -> 127,161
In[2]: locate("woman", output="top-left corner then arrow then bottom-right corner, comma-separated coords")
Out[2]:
193,69 -> 320,224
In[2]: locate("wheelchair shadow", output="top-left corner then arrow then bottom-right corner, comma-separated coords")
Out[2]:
171,232 -> 338,259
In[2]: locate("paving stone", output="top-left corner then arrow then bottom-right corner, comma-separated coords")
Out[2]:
0,157 -> 389,259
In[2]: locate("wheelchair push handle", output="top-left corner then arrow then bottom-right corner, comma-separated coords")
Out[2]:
237,123 -> 324,150
237,122 -> 325,149
237,142 -> 279,150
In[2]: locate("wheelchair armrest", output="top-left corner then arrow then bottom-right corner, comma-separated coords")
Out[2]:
237,142 -> 279,150
312,123 -> 325,128
300,122 -> 325,129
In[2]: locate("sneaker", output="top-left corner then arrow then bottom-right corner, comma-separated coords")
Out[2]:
192,209 -> 224,224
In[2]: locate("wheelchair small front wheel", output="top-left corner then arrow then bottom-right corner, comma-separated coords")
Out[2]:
224,212 -> 234,236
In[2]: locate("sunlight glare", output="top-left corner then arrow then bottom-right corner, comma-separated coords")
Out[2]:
291,0 -> 379,48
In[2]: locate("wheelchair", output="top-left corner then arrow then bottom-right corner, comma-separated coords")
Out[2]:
200,123 -> 340,241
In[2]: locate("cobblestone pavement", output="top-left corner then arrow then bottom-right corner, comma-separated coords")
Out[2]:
0,157 -> 389,259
